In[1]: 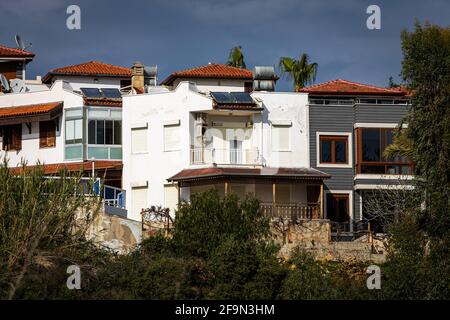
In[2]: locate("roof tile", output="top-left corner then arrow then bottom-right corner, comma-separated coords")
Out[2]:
43,61 -> 131,82
0,102 -> 63,118
0,44 -> 34,58
161,63 -> 253,85
299,79 -> 408,96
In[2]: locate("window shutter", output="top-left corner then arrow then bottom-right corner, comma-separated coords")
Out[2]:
40,121 -> 56,148
12,124 -> 22,151
164,124 -> 180,151
131,128 -> 148,153
272,125 -> 290,151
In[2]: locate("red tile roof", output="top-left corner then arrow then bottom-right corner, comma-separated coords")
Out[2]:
0,44 -> 34,58
42,61 -> 132,83
161,63 -> 253,85
10,161 -> 123,175
299,79 -> 408,96
168,167 -> 330,182
0,102 -> 63,119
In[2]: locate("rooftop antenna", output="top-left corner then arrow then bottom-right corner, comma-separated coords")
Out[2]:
15,34 -> 32,51
0,74 -> 11,92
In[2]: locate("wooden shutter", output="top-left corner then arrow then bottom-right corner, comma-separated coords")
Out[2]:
40,120 -> 56,148
12,124 -> 22,151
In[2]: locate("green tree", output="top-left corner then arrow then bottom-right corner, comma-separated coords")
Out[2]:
400,22 -> 450,239
227,46 -> 246,68
172,190 -> 269,259
0,161 -> 104,299
278,53 -> 318,91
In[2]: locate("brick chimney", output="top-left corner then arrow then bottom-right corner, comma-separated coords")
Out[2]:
131,61 -> 144,90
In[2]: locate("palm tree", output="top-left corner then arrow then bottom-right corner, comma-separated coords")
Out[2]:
383,129 -> 414,160
227,46 -> 246,69
278,53 -> 318,91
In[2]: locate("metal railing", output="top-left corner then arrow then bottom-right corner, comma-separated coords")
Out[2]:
191,147 -> 261,165
260,202 -> 320,220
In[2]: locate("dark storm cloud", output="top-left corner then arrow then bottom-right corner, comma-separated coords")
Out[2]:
0,0 -> 449,90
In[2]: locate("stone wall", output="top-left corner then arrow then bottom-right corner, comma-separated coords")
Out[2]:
86,209 -> 142,254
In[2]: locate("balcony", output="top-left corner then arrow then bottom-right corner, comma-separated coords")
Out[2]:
260,202 -> 321,220
191,148 -> 261,165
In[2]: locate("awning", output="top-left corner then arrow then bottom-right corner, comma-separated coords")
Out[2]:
168,166 -> 330,183
9,160 -> 123,175
0,101 -> 63,125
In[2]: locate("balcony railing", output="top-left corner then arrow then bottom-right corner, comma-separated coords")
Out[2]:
191,148 -> 261,165
260,202 -> 320,220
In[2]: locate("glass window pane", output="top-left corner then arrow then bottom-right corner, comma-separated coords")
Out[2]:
321,140 -> 332,162
335,140 -> 347,163
362,129 -> 380,162
96,120 -> 105,144
105,121 -> 113,145
88,120 -> 96,144
114,121 -> 121,145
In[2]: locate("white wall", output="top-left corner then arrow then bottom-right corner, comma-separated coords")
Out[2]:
0,81 -> 84,166
122,81 -> 214,220
171,78 -> 248,93
50,76 -> 126,91
252,91 -> 309,168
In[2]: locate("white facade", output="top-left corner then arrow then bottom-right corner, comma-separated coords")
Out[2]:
0,81 -> 83,167
48,75 -> 126,91
169,78 -> 249,93
122,81 -> 310,221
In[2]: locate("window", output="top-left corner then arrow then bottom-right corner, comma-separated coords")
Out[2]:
65,119 -> 83,144
39,120 -> 56,148
357,128 -> 413,174
326,193 -> 350,232
164,124 -> 180,151
319,136 -> 348,164
272,125 -> 290,151
164,184 -> 178,213
2,124 -> 22,151
131,187 -> 148,218
88,120 -> 121,145
131,127 -> 148,153
244,82 -> 253,93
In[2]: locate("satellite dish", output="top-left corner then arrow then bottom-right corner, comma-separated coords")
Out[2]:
0,74 -> 11,92
10,78 -> 26,93
15,34 -> 32,51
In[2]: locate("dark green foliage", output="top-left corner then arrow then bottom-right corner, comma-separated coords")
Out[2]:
172,190 -> 269,259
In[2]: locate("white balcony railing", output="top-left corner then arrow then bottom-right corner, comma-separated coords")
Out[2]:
191,148 -> 261,165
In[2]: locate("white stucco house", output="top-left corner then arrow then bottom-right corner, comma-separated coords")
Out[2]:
122,63 -> 329,221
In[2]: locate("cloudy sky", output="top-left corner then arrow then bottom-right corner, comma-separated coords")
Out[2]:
0,0 -> 448,91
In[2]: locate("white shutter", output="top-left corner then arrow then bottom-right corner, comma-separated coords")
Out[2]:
131,128 -> 148,153
164,184 -> 178,213
272,125 -> 290,151
164,124 -> 180,151
65,120 -> 74,141
131,187 -> 148,217
74,119 -> 83,140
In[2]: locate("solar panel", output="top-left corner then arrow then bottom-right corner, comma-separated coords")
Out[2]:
230,92 -> 254,104
101,88 -> 122,99
210,92 -> 232,104
80,88 -> 102,98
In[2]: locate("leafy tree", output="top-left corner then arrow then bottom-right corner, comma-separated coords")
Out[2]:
278,53 -> 318,90
400,22 -> 450,241
227,46 -> 246,68
171,190 -> 269,259
0,160 -> 103,299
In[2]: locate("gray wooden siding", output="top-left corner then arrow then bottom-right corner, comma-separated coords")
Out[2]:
355,104 -> 410,123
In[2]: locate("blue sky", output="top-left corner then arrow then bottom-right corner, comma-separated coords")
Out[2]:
0,0 -> 448,91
